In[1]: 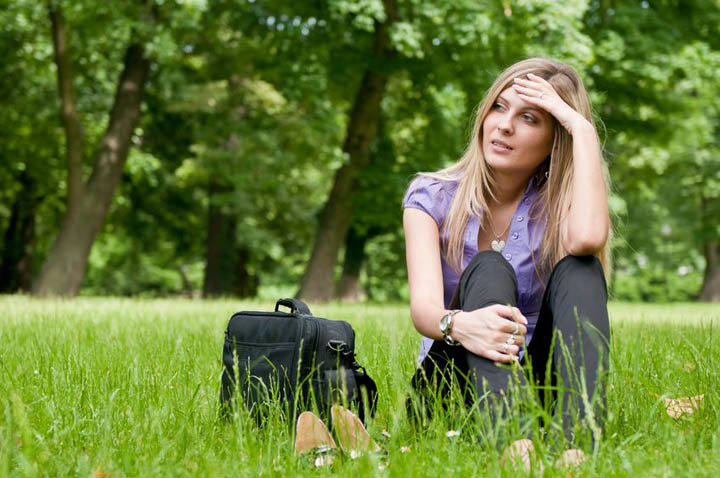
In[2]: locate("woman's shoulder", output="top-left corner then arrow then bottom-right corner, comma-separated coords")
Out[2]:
402,173 -> 460,226
406,173 -> 460,197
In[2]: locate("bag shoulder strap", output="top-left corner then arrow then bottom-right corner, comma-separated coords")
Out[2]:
354,366 -> 378,422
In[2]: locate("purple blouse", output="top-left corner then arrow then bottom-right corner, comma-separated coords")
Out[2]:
402,174 -> 546,364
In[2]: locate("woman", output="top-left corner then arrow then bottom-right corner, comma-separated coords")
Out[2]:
402,57 -> 611,466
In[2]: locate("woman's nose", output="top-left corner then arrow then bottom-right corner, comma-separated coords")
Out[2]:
497,113 -> 513,134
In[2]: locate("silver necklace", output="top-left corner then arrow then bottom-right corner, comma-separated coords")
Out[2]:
487,213 -> 513,252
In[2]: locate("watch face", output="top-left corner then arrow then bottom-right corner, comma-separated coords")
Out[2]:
439,314 -> 450,333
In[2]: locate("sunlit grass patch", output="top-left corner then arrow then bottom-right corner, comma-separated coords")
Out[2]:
0,296 -> 718,477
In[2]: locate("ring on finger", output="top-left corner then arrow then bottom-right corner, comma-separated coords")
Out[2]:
505,334 -> 515,345
512,322 -> 520,335
502,343 -> 509,353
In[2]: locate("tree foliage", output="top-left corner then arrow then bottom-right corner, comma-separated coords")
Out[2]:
1,0 -> 718,301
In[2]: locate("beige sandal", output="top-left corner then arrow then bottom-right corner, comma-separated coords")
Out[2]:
330,404 -> 381,456
294,411 -> 337,467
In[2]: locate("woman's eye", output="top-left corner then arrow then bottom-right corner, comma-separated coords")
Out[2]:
522,114 -> 536,123
492,102 -> 504,110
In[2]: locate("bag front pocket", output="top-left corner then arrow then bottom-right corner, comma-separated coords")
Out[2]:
229,341 -> 297,413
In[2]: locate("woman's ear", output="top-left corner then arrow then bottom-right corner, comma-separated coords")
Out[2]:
540,156 -> 551,171
537,157 -> 551,183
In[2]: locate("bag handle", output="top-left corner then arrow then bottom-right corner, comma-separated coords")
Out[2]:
275,298 -> 312,315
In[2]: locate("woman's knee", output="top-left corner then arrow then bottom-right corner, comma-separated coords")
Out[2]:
458,250 -> 518,308
549,255 -> 607,296
461,251 -> 518,287
547,254 -> 610,341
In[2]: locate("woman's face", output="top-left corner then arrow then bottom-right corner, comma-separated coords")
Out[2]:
481,85 -> 555,176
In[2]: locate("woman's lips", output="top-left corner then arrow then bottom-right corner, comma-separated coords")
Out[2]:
490,140 -> 513,153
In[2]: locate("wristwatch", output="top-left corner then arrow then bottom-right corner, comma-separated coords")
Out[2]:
439,309 -> 461,346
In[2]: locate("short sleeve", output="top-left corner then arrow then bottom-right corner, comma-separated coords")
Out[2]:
402,176 -> 449,227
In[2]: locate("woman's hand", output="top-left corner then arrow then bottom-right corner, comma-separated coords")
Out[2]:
511,73 -> 592,136
451,304 -> 528,364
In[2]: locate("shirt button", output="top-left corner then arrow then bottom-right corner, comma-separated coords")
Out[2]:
517,215 -> 524,222
504,252 -> 512,261
512,232 -> 519,240
523,197 -> 531,205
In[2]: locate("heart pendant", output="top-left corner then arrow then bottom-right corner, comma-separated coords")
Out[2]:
491,240 -> 505,252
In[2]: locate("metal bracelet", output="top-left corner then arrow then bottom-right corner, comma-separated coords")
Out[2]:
442,309 -> 461,346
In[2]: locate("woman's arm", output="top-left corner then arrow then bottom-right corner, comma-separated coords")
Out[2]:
403,208 -> 450,340
403,208 -> 527,362
513,73 -> 610,255
562,120 -> 609,255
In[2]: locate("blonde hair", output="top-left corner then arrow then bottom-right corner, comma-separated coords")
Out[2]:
410,57 -> 612,284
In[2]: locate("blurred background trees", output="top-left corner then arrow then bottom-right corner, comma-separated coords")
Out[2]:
1,0 -> 718,302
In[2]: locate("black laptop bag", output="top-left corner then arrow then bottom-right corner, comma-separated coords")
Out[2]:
220,298 -> 377,424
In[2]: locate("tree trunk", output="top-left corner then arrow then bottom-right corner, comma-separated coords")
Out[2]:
0,172 -> 41,292
699,240 -> 720,302
47,3 -> 85,214
203,183 -> 236,297
234,245 -> 257,298
177,265 -> 195,298
203,183 -> 257,298
296,0 -> 398,302
336,227 -> 370,302
32,3 -> 152,296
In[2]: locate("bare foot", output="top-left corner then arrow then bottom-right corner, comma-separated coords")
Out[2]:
330,405 -> 381,455
555,448 -> 587,468
502,439 -> 543,472
294,411 -> 337,459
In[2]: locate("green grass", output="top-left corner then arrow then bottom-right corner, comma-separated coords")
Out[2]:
1,296 -> 719,477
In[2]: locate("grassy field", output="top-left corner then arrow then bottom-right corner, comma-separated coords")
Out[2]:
1,296 -> 719,477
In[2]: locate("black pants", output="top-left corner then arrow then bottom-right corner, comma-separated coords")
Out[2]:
412,250 -> 610,440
